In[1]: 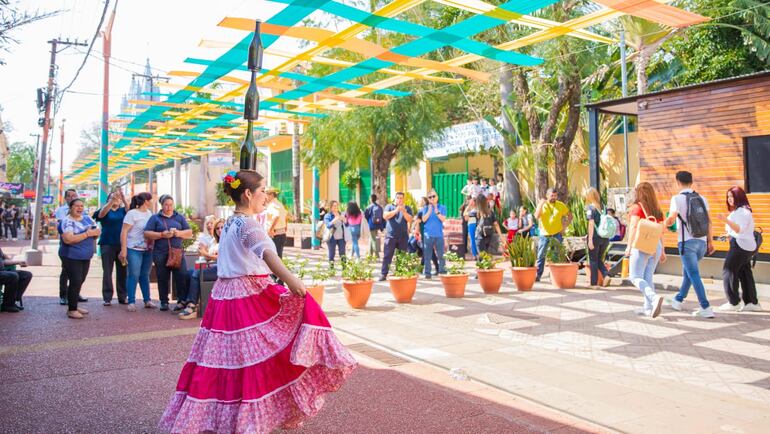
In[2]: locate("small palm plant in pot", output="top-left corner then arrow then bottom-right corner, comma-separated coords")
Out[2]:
389,250 -> 422,303
546,239 -> 578,289
440,252 -> 469,298
341,257 -> 374,309
476,251 -> 505,294
506,236 -> 538,291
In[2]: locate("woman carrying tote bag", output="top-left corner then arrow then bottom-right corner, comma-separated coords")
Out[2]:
624,182 -> 667,318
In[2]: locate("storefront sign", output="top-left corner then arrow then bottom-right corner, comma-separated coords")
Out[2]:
77,189 -> 98,199
0,182 -> 24,194
209,152 -> 233,166
425,118 -> 503,159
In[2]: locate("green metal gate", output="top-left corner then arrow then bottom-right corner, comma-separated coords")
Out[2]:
270,149 -> 294,208
431,172 -> 467,218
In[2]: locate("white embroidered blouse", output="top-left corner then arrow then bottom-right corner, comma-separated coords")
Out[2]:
216,214 -> 277,278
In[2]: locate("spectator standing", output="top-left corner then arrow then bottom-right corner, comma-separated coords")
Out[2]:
0,247 -> 32,312
324,200 -> 346,267
475,194 -> 502,255
380,192 -> 413,281
517,206 -> 534,238
415,197 -> 440,272
407,217 -> 439,272
144,195 -> 193,312
364,194 -> 385,258
346,202 -> 363,259
463,197 -> 479,259
607,208 -> 625,241
624,182 -> 667,318
119,192 -> 156,312
504,209 -> 519,245
479,178 -> 489,196
12,204 -> 20,234
2,204 -> 15,240
196,216 -> 217,262
421,189 -> 447,279
460,178 -> 474,200
180,218 -> 223,320
55,189 -> 81,305
585,187 -> 610,288
534,188 -> 573,282
59,198 -> 100,319
470,178 -> 482,199
94,189 -> 129,306
459,200 -> 469,257
717,186 -> 761,312
496,173 -> 505,204
264,188 -> 289,258
664,171 -> 714,318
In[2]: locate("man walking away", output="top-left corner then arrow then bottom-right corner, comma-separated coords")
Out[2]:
534,188 -> 572,282
664,171 -> 715,318
364,194 -> 385,258
2,205 -> 15,240
421,189 -> 447,279
380,192 -> 412,281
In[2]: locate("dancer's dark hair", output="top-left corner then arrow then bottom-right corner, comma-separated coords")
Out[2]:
223,170 -> 264,204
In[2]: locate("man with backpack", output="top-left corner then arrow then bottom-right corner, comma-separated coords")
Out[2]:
2,205 -> 15,240
665,171 -> 714,318
364,194 -> 385,259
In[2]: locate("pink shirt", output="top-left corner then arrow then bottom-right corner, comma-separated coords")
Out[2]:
347,213 -> 363,226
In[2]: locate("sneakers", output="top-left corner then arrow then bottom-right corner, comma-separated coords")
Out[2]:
634,308 -> 652,316
717,302 -> 742,312
178,305 -> 197,320
67,310 -> 84,319
144,301 -> 157,309
692,307 -> 715,318
127,304 -> 137,312
651,295 -> 664,318
602,275 -> 612,287
741,303 -> 763,312
59,297 -> 67,305
103,301 -> 112,306
1,304 -> 20,313
669,298 -> 683,311
76,307 -> 89,315
159,302 -> 169,311
378,275 -> 387,282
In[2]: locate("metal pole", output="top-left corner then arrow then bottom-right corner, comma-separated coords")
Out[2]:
59,120 -> 65,206
47,127 -> 52,197
311,93 -> 320,248
26,40 -> 57,265
620,28 -> 630,188
99,8 -> 116,208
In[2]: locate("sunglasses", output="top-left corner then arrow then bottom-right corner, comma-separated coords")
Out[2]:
428,195 -> 436,199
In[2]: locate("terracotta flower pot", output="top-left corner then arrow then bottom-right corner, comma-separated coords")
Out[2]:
548,263 -> 579,289
477,268 -> 504,294
342,280 -> 374,309
440,274 -> 469,298
306,285 -> 324,306
388,276 -> 418,303
511,267 -> 537,291
585,263 -> 611,287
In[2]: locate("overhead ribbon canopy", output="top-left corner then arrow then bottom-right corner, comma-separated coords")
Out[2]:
67,0 -> 707,184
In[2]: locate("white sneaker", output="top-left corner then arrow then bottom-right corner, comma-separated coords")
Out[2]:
651,295 -> 664,318
717,302 -> 742,312
692,307 -> 715,318
669,298 -> 683,311
127,304 -> 137,312
634,308 -> 652,316
741,303 -> 763,312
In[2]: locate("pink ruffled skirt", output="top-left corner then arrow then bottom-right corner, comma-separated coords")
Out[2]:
159,275 -> 357,433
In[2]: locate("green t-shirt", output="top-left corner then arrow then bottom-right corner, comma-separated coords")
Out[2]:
539,201 -> 569,236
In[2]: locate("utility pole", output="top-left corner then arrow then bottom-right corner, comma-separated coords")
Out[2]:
99,7 -> 117,208
29,133 -> 40,190
26,38 -> 87,266
59,119 -> 65,206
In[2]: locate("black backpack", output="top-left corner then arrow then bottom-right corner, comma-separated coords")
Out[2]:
2,210 -> 12,223
678,191 -> 710,239
752,228 -> 763,268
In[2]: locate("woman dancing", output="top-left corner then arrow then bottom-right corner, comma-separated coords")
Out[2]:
160,170 -> 357,433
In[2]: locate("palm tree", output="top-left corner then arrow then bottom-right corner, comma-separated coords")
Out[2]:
619,16 -> 678,95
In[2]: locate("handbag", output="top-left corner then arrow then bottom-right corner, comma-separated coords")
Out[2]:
632,204 -> 663,256
162,218 -> 183,269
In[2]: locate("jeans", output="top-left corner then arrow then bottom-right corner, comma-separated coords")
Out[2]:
100,244 -> 127,303
327,238 -> 346,264
587,236 -> 610,286
349,224 -> 361,258
153,253 -> 189,304
126,249 -> 152,304
369,228 -> 381,258
536,233 -> 563,280
272,233 -> 286,258
186,265 -> 218,304
722,239 -> 758,306
3,223 -> 16,239
381,235 -> 408,277
675,239 -> 710,309
629,243 -> 662,312
468,223 -> 478,257
423,234 -> 446,277
0,270 -> 32,306
61,258 -> 90,311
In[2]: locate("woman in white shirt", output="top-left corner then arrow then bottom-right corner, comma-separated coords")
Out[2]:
119,192 -> 156,312
717,186 -> 761,312
196,215 -> 216,263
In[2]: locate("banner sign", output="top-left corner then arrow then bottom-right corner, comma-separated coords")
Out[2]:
0,182 -> 24,194
424,118 -> 503,159
42,195 -> 54,205
77,190 -> 98,199
209,152 -> 233,167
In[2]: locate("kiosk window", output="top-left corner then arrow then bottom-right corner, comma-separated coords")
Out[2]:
745,136 -> 770,193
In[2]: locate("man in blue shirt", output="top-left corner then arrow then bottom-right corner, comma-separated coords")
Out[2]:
421,189 -> 447,278
380,192 -> 413,281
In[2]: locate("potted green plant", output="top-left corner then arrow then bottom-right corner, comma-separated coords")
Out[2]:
341,257 -> 374,309
506,236 -> 538,291
439,252 -> 469,298
476,251 -> 504,294
388,250 -> 422,303
546,239 -> 578,289
283,256 -> 333,305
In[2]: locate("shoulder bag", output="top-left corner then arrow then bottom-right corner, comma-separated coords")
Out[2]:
632,204 -> 664,256
163,217 -> 183,269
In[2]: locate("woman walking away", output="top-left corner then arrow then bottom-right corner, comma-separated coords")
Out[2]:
60,199 -> 100,319
324,200 -> 346,267
94,188 -> 129,306
624,182 -> 667,318
585,187 -> 611,288
463,197 -> 479,259
159,170 -> 356,433
718,186 -> 762,312
144,195 -> 193,312
346,201 -> 363,258
179,219 -> 223,320
119,192 -> 156,312
475,194 -> 502,255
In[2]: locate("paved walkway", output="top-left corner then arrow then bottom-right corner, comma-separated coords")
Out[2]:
2,240 -> 770,433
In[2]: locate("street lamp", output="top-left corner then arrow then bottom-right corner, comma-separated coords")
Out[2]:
240,20 -> 263,170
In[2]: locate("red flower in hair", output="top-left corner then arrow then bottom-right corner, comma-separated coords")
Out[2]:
224,175 -> 234,183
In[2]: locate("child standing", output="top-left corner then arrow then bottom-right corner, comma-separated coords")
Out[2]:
504,210 -> 519,244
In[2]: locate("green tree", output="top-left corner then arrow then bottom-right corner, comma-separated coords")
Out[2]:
6,141 -> 34,184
